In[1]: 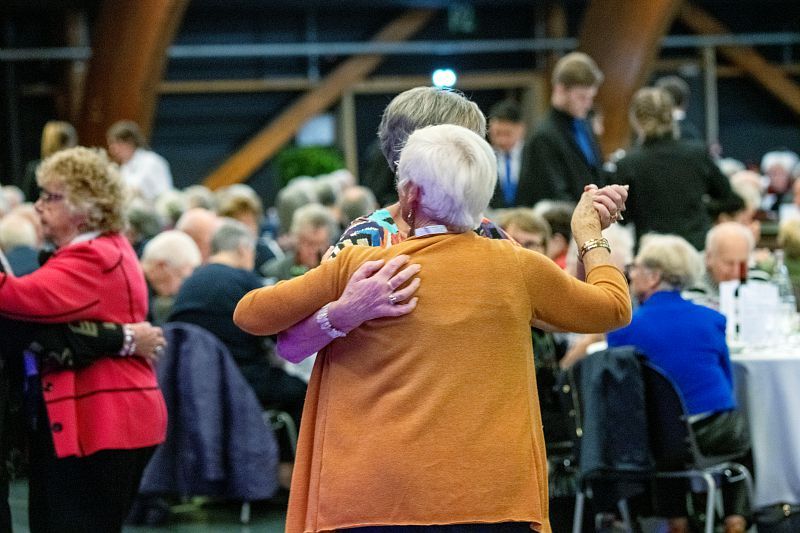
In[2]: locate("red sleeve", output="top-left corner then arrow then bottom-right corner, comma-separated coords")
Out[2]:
0,245 -> 105,323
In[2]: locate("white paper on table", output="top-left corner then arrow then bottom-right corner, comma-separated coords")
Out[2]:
720,280 -> 780,345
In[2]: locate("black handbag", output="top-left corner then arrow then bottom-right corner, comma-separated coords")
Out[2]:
754,503 -> 800,533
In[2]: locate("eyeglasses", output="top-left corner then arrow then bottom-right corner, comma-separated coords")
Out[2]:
37,190 -> 65,204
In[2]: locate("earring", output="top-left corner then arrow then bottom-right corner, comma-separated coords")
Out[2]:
405,208 -> 413,222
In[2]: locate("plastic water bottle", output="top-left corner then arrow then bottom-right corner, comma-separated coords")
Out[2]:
772,249 -> 797,333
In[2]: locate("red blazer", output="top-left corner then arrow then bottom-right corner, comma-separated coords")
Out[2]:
0,232 -> 167,458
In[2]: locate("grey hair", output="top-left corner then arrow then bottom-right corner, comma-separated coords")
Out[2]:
636,233 -> 703,290
154,189 -> 188,228
184,184 -> 217,210
397,124 -> 497,231
705,221 -> 755,256
275,180 -> 317,235
211,218 -> 256,255
126,198 -> 163,240
0,213 -> 37,251
141,229 -> 202,268
338,186 -> 378,226
378,87 -> 486,172
290,202 -> 339,242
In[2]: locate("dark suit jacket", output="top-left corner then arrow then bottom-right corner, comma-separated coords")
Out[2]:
613,137 -> 744,250
517,107 -> 605,206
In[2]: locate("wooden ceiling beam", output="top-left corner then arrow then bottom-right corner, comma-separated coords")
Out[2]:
77,0 -> 189,146
202,9 -> 435,190
577,0 -> 683,155
679,2 -> 800,117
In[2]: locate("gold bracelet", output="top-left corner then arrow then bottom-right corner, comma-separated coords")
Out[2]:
578,237 -> 611,261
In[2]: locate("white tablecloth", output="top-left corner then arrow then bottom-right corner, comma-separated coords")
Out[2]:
732,347 -> 800,508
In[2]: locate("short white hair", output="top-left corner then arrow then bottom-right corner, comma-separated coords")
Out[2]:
141,230 -> 202,268
0,214 -> 37,251
761,150 -> 799,174
397,124 -> 497,230
705,221 -> 755,255
636,233 -> 703,290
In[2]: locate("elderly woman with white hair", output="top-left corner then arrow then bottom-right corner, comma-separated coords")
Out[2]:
235,124 -> 631,533
607,234 -> 751,533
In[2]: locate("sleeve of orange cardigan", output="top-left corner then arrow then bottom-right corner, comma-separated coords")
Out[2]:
519,248 -> 632,333
234,256 -> 342,336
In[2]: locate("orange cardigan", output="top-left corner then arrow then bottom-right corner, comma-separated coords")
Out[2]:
235,231 -> 631,533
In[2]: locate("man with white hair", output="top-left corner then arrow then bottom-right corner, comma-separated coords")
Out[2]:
684,221 -> 755,310
170,220 -> 306,486
141,230 -> 202,323
0,213 -> 39,276
761,149 -> 799,213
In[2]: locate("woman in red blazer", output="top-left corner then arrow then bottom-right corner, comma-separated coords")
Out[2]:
1,146 -> 167,532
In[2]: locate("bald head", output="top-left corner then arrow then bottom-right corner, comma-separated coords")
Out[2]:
175,207 -> 222,263
705,222 -> 754,284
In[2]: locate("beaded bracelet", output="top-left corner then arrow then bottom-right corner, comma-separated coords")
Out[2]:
119,325 -> 137,357
578,237 -> 611,261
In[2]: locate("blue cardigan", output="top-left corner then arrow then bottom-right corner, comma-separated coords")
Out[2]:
607,290 -> 736,415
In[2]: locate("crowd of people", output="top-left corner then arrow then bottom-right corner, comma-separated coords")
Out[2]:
0,49 -> 796,533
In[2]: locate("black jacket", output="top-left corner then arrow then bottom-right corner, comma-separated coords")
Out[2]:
613,137 -> 744,250
517,107 -> 605,205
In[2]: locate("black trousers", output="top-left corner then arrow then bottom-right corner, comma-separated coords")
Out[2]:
345,524 -> 533,532
28,419 -> 155,533
240,362 -> 307,461
654,409 -> 752,522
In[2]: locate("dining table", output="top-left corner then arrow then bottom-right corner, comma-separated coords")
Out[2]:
731,342 -> 800,509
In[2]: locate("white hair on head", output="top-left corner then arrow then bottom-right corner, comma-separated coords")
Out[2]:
397,124 -> 497,231
142,229 -> 202,268
761,150 -> 799,174
705,221 -> 755,255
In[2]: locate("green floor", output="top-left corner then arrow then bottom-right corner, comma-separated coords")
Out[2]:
9,480 -> 287,532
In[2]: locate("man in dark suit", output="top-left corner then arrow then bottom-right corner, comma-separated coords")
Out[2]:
487,100 -> 527,209
518,52 -> 606,205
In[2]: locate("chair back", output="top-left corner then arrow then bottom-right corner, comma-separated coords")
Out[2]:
139,322 -> 279,501
638,359 -> 696,471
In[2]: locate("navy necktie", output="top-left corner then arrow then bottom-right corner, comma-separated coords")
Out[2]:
503,153 -> 516,206
573,119 -> 597,167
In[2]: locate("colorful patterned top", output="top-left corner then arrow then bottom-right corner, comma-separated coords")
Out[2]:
330,208 -> 512,258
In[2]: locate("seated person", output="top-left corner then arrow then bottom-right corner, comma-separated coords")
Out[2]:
216,184 -> 277,272
607,234 -> 751,533
684,222 -> 754,310
535,201 -> 575,269
496,208 -> 572,446
140,230 -> 202,324
0,213 -> 40,276
168,220 -> 306,484
760,149 -> 799,214
262,203 -> 338,281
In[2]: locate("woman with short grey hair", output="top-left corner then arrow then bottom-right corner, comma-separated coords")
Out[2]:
378,86 -> 486,171
235,124 -> 631,533
633,233 -> 703,291
608,233 -> 751,533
